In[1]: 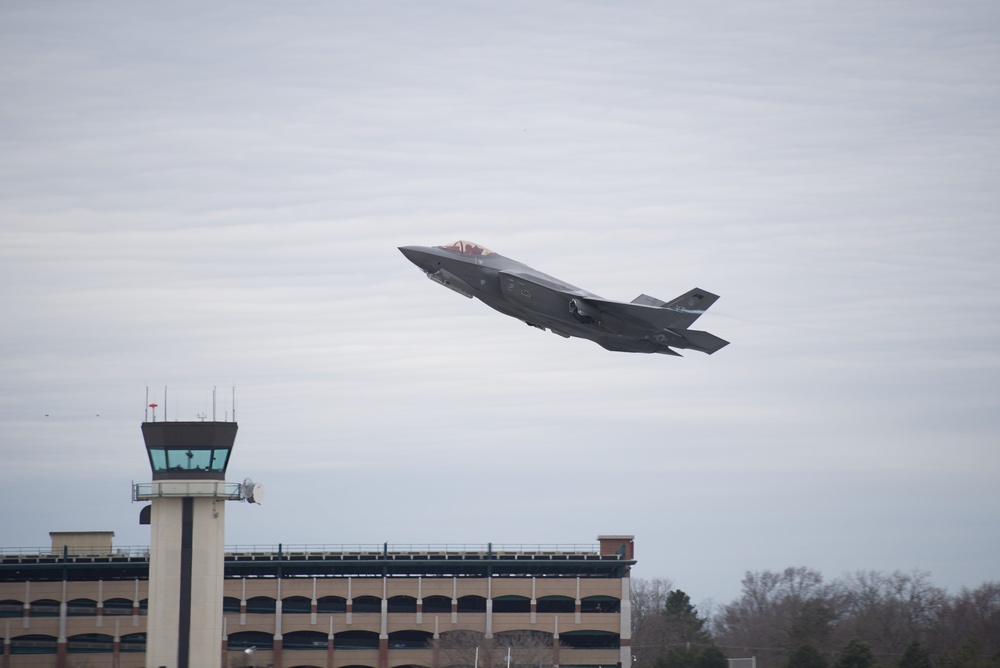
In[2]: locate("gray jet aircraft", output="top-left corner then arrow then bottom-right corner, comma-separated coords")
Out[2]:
399,240 -> 728,356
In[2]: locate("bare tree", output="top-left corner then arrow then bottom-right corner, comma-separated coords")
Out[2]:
437,629 -> 555,668
438,630 -> 490,668
631,579 -> 721,668
653,567 -> 1000,668
712,567 -> 1000,668
926,581 -> 1000,665
497,630 -> 556,668
713,567 -> 837,668
838,570 -> 946,656
633,577 -> 677,626
632,578 -> 677,665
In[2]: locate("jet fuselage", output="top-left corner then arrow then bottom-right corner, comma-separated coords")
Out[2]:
399,241 -> 728,356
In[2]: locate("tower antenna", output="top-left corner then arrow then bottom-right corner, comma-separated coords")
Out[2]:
213,386 -> 217,422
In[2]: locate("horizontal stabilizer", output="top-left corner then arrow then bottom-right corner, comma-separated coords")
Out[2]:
681,329 -> 730,354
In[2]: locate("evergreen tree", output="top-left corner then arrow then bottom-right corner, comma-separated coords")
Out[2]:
939,637 -> 1000,668
790,599 -> 835,649
656,646 -> 699,668
787,644 -> 829,668
655,645 -> 729,668
835,637 -> 875,668
699,645 -> 730,668
664,589 -> 712,645
898,641 -> 932,668
647,591 -> 723,668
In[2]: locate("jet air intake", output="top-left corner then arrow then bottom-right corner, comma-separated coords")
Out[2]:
428,268 -> 474,298
568,297 -> 599,324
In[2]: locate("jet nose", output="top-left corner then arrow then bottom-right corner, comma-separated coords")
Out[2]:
398,245 -> 420,262
398,245 -> 436,273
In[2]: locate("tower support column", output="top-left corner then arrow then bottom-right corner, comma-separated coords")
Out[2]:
146,495 -> 227,668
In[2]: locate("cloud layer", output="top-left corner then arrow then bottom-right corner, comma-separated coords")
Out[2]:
2,1 -> 998,604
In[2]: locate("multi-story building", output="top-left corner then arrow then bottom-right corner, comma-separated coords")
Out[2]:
0,532 -> 635,668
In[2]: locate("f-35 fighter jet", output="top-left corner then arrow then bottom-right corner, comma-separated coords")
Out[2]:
399,240 -> 728,356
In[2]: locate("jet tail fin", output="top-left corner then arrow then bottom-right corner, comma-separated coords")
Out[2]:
635,288 -> 720,329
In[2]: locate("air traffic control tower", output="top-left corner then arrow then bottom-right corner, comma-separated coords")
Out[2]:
133,421 -> 257,668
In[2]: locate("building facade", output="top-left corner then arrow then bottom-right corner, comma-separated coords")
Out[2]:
0,534 -> 635,668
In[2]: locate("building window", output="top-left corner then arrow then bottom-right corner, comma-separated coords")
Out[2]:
68,599 -> 98,616
335,630 -> 379,650
353,596 -> 381,613
283,630 -> 328,650
457,595 -> 486,612
147,447 -> 231,473
317,596 -> 346,613
422,595 -> 451,613
388,630 -> 433,649
11,634 -> 57,655
28,599 -> 60,617
388,596 -> 417,613
68,633 -> 114,654
537,596 -> 575,614
0,599 -> 23,617
103,598 -> 133,616
560,631 -> 620,649
246,596 -> 277,614
581,596 -> 620,613
493,595 -> 531,613
121,633 -> 146,653
283,596 -> 312,614
228,631 -> 274,650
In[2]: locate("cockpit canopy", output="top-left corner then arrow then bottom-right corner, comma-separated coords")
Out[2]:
438,240 -> 494,256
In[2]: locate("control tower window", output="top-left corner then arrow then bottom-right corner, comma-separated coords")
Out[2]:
147,447 -> 231,473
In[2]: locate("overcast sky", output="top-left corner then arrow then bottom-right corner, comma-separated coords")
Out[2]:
2,1 -> 998,607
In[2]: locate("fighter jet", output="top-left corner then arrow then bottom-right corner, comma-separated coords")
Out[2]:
399,240 -> 728,356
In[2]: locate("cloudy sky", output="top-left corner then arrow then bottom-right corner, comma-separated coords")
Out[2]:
2,1 -> 998,607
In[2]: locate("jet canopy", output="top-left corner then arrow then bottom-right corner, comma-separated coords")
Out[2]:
439,240 -> 494,256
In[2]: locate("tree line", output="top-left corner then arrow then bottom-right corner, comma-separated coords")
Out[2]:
631,569 -> 999,668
